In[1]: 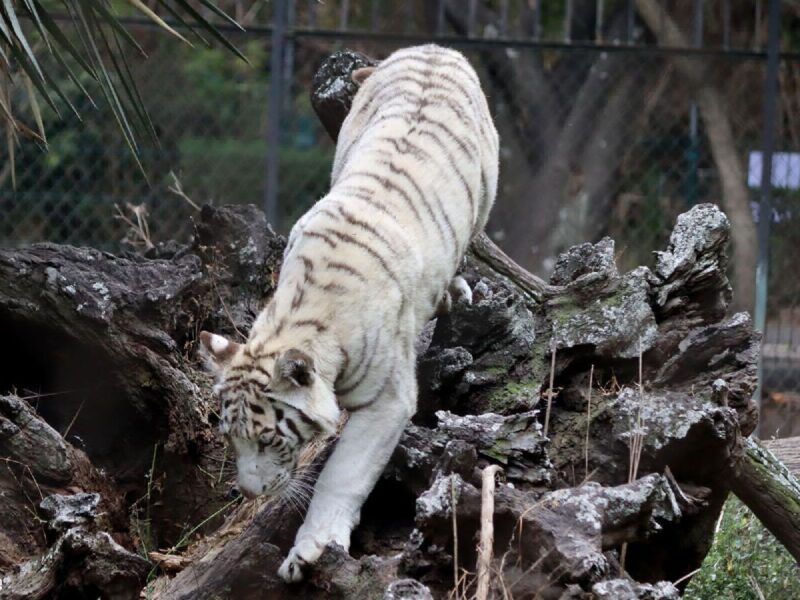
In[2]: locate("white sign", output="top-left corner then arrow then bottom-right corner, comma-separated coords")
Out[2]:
748,151 -> 800,189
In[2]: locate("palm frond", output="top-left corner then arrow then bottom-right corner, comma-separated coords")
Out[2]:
0,0 -> 246,182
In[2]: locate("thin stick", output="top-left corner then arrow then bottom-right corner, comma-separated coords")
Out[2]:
673,567 -> 701,586
61,395 -> 87,440
585,364 -> 594,477
168,171 -> 201,211
543,338 -> 557,438
619,543 -> 628,576
476,465 -> 503,600
451,476 -> 459,594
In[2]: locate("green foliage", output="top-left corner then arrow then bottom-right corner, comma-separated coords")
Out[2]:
0,1 -> 243,178
684,496 -> 800,600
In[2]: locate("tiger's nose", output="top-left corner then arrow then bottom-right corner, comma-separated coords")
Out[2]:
237,482 -> 260,499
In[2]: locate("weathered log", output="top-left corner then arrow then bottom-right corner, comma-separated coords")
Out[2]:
0,489 -> 148,600
310,49 -> 378,142
0,394 -> 129,572
729,438 -> 800,564
412,471 -> 686,598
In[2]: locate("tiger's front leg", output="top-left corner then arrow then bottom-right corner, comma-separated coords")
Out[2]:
278,371 -> 416,582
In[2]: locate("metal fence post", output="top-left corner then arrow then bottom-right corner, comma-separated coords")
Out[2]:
755,0 -> 782,436
264,0 -> 289,229
686,0 -> 703,207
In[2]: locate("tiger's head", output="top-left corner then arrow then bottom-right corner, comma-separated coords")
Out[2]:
199,331 -> 340,499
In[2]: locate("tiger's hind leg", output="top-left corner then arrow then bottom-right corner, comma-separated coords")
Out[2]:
278,366 -> 416,582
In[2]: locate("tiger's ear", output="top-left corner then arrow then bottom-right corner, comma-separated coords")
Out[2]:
273,349 -> 315,389
351,66 -> 375,86
199,331 -> 242,374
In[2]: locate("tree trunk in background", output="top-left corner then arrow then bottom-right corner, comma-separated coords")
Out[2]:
439,2 -> 652,277
635,0 -> 757,314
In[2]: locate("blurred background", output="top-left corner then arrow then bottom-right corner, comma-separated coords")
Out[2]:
1,0 -> 799,438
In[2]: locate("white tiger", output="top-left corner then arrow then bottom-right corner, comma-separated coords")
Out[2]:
200,44 -> 499,582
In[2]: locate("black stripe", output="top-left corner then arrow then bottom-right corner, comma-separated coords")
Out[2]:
359,370 -> 393,408
378,48 -> 478,100
378,53 -> 479,85
315,207 -> 341,221
336,205 -> 399,256
338,94 -> 416,167
343,190 -> 402,224
382,160 -> 449,246
284,417 -> 303,441
292,319 -> 328,333
320,226 -> 401,286
299,255 -> 314,272
297,410 -> 315,427
338,184 -> 373,196
275,318 -> 287,336
366,67 -> 474,112
382,136 -> 431,161
338,329 -> 370,392
425,92 -> 472,122
276,421 -> 296,443
252,364 -> 272,379
431,189 -> 459,258
304,230 -> 337,248
416,128 -> 475,212
326,260 -> 366,282
322,282 -> 348,294
419,112 -> 478,157
344,75 -> 430,141
291,286 -> 305,310
338,333 -> 379,395
339,171 -> 423,228
250,403 -> 265,415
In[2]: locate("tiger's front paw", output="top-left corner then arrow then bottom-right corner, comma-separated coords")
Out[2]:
278,539 -> 319,582
278,534 -> 349,582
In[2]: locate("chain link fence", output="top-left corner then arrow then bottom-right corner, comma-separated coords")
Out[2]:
1,1 -> 799,436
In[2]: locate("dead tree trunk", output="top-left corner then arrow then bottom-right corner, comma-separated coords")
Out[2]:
730,438 -> 800,564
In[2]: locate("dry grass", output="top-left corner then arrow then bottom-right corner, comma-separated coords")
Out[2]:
627,340 -> 646,483
115,202 -> 154,251
168,171 -> 201,211
621,339 -> 647,573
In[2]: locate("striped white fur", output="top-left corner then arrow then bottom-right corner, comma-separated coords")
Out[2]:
200,44 -> 498,582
